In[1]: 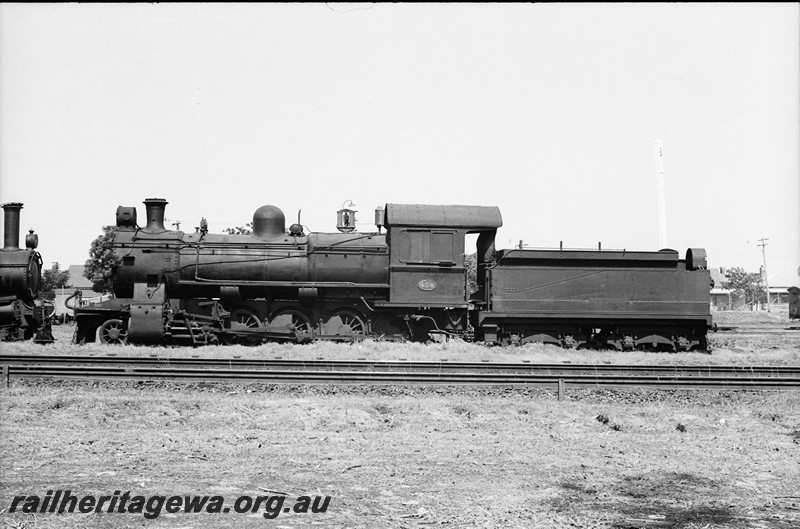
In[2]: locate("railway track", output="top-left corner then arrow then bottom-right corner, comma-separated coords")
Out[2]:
714,324 -> 800,334
1,353 -> 799,374
2,355 -> 799,390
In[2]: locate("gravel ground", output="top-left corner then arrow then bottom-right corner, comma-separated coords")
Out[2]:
1,380 -> 799,529
2,311 -> 797,528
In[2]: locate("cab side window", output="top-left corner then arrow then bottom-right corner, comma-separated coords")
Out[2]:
431,231 -> 455,263
398,229 -> 455,264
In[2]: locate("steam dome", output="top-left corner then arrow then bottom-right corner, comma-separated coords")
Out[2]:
252,205 -> 285,238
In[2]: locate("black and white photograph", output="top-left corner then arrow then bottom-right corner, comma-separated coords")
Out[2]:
1,3 -> 798,528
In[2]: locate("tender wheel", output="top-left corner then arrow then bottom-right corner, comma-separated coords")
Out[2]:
325,309 -> 366,336
268,308 -> 313,341
561,332 -> 589,349
99,319 -> 128,345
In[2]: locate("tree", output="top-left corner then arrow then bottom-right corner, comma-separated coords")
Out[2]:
41,262 -> 71,292
722,266 -> 765,305
465,252 -> 478,295
224,223 -> 253,235
84,225 -> 119,293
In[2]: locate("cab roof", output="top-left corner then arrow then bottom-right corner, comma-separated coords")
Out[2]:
384,203 -> 502,229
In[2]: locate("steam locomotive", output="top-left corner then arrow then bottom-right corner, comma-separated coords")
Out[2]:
0,202 -> 51,342
73,198 -> 712,351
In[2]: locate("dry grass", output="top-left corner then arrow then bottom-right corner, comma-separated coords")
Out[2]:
1,381 -> 799,528
712,308 -> 792,326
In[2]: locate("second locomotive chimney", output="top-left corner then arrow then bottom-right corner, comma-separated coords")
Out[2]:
2,202 -> 23,251
143,198 -> 168,233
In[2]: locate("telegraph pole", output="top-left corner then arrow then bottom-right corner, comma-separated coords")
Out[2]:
758,237 -> 770,311
654,140 -> 667,249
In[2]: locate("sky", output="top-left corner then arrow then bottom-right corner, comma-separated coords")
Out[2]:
1,3 -> 798,286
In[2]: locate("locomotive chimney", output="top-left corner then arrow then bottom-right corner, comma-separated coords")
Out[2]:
143,198 -> 168,233
2,202 -> 23,251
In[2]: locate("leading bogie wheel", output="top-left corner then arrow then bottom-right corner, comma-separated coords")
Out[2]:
99,318 -> 128,345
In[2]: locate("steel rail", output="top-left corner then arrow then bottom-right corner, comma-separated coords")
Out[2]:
2,364 -> 799,390
715,325 -> 799,333
2,354 -> 800,377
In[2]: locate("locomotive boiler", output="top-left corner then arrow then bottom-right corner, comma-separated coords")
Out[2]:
74,198 -> 712,351
0,202 -> 50,342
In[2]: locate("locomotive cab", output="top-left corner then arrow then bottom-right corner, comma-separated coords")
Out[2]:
379,204 -> 502,307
